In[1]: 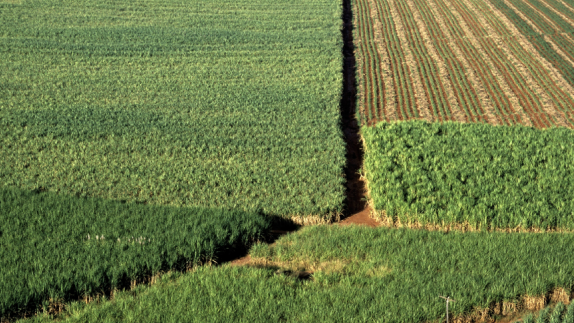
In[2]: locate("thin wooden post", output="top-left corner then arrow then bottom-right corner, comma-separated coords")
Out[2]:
439,296 -> 456,323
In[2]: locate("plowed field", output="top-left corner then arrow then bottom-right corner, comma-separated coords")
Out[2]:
354,0 -> 574,128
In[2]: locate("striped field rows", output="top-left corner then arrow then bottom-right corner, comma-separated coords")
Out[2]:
354,0 -> 574,128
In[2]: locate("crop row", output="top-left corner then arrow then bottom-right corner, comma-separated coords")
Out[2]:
354,0 -> 574,128
0,187 -> 270,319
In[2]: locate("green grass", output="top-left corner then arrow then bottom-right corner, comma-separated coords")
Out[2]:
22,225 -> 574,323
516,302 -> 574,323
0,187 -> 270,318
0,0 -> 346,219
362,121 -> 574,230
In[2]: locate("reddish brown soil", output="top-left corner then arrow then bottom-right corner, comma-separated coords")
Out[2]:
339,207 -> 379,227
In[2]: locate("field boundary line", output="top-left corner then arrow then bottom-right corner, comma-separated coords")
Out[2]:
463,0 -> 568,128
366,0 -> 398,122
437,0 -> 533,126
504,0 -> 574,69
387,0 -> 433,121
405,0 -> 468,123
482,0 -> 574,127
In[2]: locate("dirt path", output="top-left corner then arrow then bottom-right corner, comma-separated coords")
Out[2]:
229,0 -> 377,268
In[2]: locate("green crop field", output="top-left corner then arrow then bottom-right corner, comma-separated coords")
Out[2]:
19,226 -> 574,323
0,0 -> 346,221
362,121 -> 574,231
0,187 -> 270,318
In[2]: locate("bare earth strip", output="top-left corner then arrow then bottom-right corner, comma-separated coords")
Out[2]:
464,0 -> 570,128
366,0 -> 398,122
535,0 -> 574,30
504,0 -> 574,68
437,0 -> 533,126
482,0 -> 574,127
387,0 -> 433,121
404,0 -> 468,123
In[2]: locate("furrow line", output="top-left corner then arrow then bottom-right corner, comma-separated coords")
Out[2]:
387,0 -> 432,121
373,0 -> 417,120
504,0 -> 574,68
554,0 -> 574,15
366,0 -> 397,122
410,0 -> 496,124
519,0 -> 574,45
482,0 -> 574,125
436,0 -> 534,126
451,0 -> 553,128
354,0 -> 369,124
468,0 -> 571,127
396,0 -> 453,122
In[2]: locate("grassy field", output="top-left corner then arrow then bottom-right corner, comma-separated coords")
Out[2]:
353,0 -> 574,127
0,187 -> 270,318
514,302 -> 574,323
4,0 -> 574,321
362,121 -> 574,231
18,225 -> 574,323
0,0 -> 346,221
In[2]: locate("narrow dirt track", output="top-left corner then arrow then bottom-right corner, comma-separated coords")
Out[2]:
228,0 -> 377,267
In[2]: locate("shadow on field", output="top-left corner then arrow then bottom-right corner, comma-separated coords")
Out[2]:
217,215 -> 301,265
339,0 -> 368,219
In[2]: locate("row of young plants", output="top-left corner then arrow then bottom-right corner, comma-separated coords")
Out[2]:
454,0 -> 556,129
355,0 -> 574,128
20,225 -> 574,323
446,0 -> 574,128
411,0 -> 509,124
363,121 -> 574,230
0,187 -> 271,319
394,0 -> 458,123
0,0 -> 346,220
494,0 -> 574,90
358,0 -> 420,122
516,302 -> 574,323
477,0 -> 574,128
354,0 -> 384,124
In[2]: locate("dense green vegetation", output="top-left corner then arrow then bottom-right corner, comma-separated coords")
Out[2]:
0,0 -> 346,219
517,302 -> 574,323
0,187 -> 270,318
22,226 -> 574,323
362,121 -> 574,230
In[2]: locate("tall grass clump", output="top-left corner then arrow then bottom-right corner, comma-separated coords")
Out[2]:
363,121 -> 574,231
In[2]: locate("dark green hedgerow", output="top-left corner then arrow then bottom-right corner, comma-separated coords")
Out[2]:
0,187 -> 270,318
363,121 -> 574,230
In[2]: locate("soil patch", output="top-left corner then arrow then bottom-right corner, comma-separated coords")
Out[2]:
339,207 -> 379,227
